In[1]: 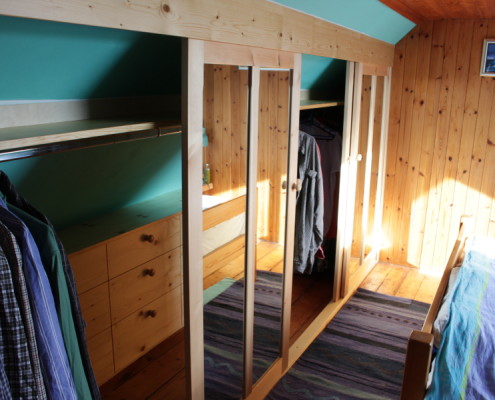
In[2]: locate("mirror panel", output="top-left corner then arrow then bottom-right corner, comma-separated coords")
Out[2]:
202,64 -> 248,399
252,69 -> 289,383
350,74 -> 372,270
365,76 -> 384,258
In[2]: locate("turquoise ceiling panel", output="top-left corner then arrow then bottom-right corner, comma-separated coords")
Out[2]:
271,0 -> 414,44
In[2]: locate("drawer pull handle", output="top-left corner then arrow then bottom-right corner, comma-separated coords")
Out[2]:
143,310 -> 157,318
141,234 -> 155,243
143,268 -> 156,277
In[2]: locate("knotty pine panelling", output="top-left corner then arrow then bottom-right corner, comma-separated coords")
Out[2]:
203,65 -> 290,243
381,20 -> 495,273
203,65 -> 249,199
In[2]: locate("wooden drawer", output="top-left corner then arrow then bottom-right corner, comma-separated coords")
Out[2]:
107,214 -> 181,279
79,282 -> 111,339
112,285 -> 183,372
109,247 -> 182,323
69,244 -> 108,294
87,328 -> 114,386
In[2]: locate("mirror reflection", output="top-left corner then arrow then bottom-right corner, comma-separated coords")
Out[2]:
252,69 -> 289,383
202,64 -> 248,399
351,75 -> 372,268
364,76 -> 384,258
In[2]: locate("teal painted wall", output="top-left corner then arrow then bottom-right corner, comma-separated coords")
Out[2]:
301,55 -> 346,98
0,134 -> 182,229
0,16 -> 181,100
272,0 -> 414,45
0,17 -> 182,228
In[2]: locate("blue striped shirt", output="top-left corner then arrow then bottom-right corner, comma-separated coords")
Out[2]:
0,198 -> 77,399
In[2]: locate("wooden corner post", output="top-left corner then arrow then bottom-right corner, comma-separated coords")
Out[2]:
182,38 -> 205,400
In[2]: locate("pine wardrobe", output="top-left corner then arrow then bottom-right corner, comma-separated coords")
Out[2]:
0,2 -> 395,399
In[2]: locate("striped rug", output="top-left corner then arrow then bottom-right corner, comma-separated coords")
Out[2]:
267,289 -> 430,400
204,271 -> 283,399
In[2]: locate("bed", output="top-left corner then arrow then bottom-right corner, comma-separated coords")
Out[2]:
401,217 -> 495,399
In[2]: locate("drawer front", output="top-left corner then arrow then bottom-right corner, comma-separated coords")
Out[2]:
110,247 -> 182,323
112,286 -> 183,372
79,282 -> 111,339
107,214 -> 181,279
87,328 -> 114,386
69,244 -> 108,294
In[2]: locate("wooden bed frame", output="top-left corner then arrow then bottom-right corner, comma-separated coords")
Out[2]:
400,217 -> 472,400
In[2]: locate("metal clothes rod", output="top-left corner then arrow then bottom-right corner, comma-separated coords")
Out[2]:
0,126 -> 182,163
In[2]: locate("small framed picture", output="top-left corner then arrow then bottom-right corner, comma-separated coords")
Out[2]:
481,39 -> 495,76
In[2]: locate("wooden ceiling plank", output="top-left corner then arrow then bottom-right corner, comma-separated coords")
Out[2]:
378,0 -> 425,24
381,0 -> 495,21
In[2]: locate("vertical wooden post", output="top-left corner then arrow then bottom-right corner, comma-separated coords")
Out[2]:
373,67 -> 392,262
182,38 -> 205,400
360,75 -> 377,262
334,61 -> 355,301
341,62 -> 363,297
243,66 -> 260,398
280,53 -> 301,370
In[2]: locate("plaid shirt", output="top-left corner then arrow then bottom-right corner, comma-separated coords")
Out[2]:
0,199 -> 77,399
0,222 -> 47,399
0,353 -> 12,400
0,245 -> 36,398
0,171 -> 100,399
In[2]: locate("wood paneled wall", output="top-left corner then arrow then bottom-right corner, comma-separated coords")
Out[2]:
203,65 -> 290,243
203,65 -> 249,199
257,70 -> 290,243
382,20 -> 495,273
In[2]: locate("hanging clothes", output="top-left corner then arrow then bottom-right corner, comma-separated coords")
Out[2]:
300,116 -> 342,238
0,244 -> 37,399
293,131 -> 324,274
0,171 -> 100,399
0,222 -> 47,399
9,204 -> 92,400
0,354 -> 12,400
0,197 -> 77,399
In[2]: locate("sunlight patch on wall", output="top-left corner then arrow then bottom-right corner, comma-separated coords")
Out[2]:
406,179 -> 492,275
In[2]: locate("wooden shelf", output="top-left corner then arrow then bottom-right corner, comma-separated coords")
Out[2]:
300,99 -> 344,110
58,189 -> 183,253
0,117 -> 181,161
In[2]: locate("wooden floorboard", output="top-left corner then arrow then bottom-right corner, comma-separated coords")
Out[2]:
100,245 -> 441,399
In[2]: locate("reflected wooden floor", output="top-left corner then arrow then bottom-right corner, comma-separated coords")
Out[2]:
100,243 -> 440,399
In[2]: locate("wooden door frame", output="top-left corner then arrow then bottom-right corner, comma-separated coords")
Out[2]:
339,63 -> 392,297
182,38 -> 205,400
182,39 -> 300,400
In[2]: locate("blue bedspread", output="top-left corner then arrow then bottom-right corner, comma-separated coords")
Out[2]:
426,236 -> 495,400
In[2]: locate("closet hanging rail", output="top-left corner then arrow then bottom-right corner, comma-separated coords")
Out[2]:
0,119 -> 181,162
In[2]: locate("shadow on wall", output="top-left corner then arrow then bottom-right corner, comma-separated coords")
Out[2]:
0,16 -> 183,229
302,54 -> 347,100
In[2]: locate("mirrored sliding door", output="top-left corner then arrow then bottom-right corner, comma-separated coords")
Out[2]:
183,39 -> 301,400
202,63 -> 249,399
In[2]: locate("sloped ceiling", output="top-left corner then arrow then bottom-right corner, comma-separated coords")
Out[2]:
379,0 -> 495,23
270,0 -> 415,44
